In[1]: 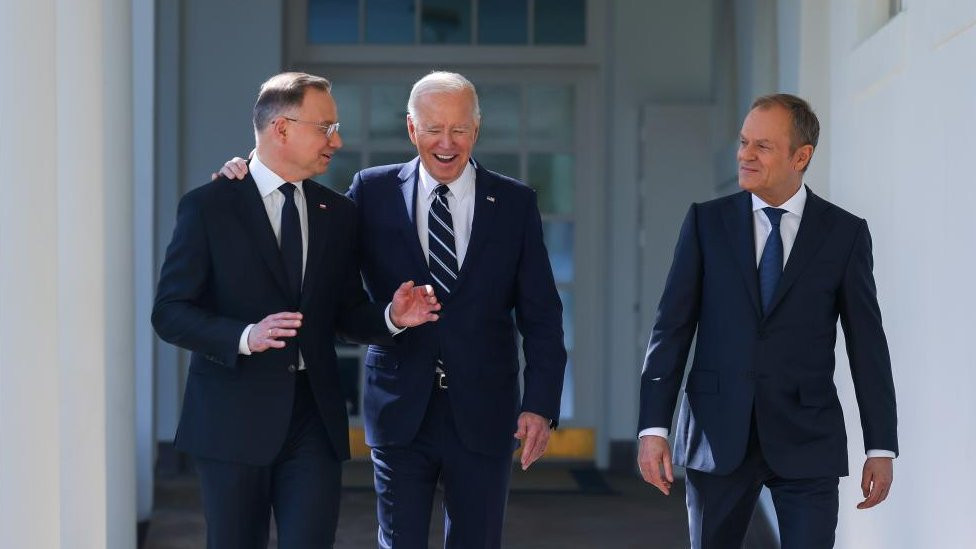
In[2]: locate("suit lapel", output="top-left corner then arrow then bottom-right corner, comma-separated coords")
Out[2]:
452,163 -> 498,293
722,191 -> 763,319
396,159 -> 432,280
764,187 -> 835,316
234,173 -> 291,298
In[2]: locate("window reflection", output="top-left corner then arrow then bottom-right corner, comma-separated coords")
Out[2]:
308,0 -> 359,43
421,0 -> 471,44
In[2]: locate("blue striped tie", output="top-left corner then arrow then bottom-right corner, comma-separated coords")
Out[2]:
758,207 -> 787,313
428,184 -> 458,295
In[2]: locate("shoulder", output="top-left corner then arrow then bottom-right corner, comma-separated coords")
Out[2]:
304,179 -> 355,215
178,177 -> 238,211
355,163 -> 407,186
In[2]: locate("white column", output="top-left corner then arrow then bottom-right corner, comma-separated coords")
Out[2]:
0,1 -> 62,546
0,0 -> 136,547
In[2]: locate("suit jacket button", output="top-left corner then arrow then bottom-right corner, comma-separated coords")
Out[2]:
287,364 -> 296,373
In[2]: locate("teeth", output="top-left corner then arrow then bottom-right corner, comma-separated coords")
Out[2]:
434,154 -> 455,161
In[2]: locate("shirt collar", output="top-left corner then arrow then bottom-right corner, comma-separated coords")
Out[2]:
751,184 -> 807,218
418,159 -> 475,202
249,153 -> 304,198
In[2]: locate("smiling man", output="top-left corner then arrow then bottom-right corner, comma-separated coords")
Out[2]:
636,94 -> 898,548
153,72 -> 440,548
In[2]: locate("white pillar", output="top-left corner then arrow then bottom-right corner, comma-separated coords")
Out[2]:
0,0 -> 136,547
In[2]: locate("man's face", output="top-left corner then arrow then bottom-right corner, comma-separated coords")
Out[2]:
407,91 -> 480,184
737,105 -> 810,203
281,88 -> 342,180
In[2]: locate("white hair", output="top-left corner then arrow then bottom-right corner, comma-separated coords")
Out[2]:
407,71 -> 481,121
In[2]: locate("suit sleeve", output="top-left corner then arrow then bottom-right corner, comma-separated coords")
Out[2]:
637,204 -> 703,433
151,191 -> 247,368
838,219 -> 898,455
515,191 -> 568,424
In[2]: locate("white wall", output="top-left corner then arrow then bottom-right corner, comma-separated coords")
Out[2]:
796,1 -> 976,546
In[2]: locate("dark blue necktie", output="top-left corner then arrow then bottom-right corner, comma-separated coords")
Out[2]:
758,207 -> 787,313
278,183 -> 303,305
428,184 -> 459,295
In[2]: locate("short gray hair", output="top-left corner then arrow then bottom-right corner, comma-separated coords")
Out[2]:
407,71 -> 481,121
253,72 -> 332,132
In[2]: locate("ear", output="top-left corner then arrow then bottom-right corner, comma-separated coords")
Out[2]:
407,115 -> 419,146
270,117 -> 289,144
794,144 -> 813,171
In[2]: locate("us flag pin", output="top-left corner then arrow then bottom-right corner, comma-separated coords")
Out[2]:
318,203 -> 328,209
486,196 -> 496,202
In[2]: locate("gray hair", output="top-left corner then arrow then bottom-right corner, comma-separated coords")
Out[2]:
253,72 -> 332,132
407,71 -> 481,121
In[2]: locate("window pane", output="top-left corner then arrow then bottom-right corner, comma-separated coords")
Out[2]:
478,0 -> 527,44
421,0 -> 471,44
369,84 -> 411,139
477,85 -> 520,143
366,0 -> 415,44
320,151 -> 360,193
527,84 -> 574,144
474,153 -> 519,180
543,220 -> 574,284
369,151 -> 416,167
329,84 -> 363,142
308,0 -> 359,43
528,153 -> 573,215
534,0 -> 585,45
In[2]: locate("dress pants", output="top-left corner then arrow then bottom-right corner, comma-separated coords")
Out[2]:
371,386 -> 514,549
685,415 -> 839,549
194,371 -> 343,549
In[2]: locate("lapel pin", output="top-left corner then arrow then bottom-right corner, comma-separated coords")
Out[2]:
318,203 -> 328,210
486,196 -> 496,203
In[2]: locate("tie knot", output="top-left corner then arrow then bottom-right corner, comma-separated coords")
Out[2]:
763,207 -> 787,227
278,183 -> 297,199
434,184 -> 450,198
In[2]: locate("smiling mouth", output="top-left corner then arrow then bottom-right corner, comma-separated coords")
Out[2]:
434,154 -> 457,163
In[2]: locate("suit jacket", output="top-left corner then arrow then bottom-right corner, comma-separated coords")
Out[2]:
347,158 -> 567,457
638,188 -> 898,478
152,174 -> 390,465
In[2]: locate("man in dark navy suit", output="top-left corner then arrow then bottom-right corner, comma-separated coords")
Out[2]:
153,72 -> 439,549
220,71 -> 567,548
637,94 -> 898,548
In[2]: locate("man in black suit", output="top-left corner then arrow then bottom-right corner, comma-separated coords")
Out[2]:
152,72 -> 439,549
637,94 -> 898,548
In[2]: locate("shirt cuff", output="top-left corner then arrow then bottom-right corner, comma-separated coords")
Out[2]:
239,324 -> 253,355
638,427 -> 669,440
385,303 -> 406,335
866,449 -> 896,459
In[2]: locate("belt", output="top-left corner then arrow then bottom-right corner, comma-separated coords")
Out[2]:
435,359 -> 447,390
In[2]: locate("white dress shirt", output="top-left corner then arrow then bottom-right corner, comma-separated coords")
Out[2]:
640,186 -> 894,458
237,155 -> 399,366
415,161 -> 476,267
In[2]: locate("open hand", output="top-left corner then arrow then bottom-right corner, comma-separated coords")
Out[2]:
389,281 -> 440,328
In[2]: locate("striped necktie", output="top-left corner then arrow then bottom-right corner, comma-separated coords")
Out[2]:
428,184 -> 459,295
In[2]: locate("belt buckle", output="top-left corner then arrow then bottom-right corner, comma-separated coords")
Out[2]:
436,371 -> 448,390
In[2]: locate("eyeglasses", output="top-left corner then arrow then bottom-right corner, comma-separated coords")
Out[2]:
282,117 -> 341,138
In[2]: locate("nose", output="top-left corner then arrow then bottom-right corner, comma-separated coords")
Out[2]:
328,129 -> 343,149
737,143 -> 754,163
